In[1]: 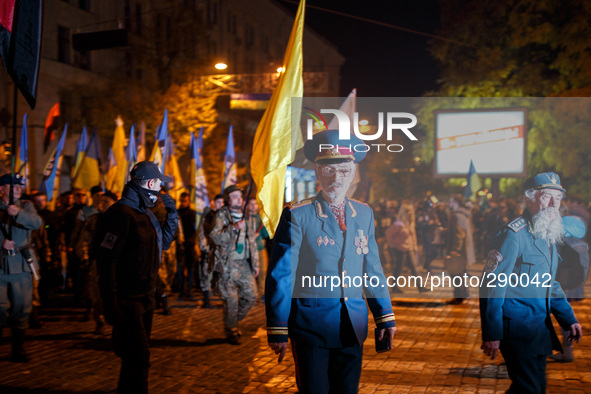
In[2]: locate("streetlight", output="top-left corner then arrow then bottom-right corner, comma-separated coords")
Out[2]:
215,62 -> 228,70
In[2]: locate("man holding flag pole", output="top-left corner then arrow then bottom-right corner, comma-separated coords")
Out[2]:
251,1 -> 396,392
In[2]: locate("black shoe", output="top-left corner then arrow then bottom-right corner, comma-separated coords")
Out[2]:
161,295 -> 172,315
447,298 -> 464,305
227,333 -> 241,345
11,329 -> 30,363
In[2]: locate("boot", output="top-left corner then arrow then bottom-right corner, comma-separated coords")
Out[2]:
11,329 -> 30,363
161,295 -> 172,316
29,306 -> 42,329
202,291 -> 212,308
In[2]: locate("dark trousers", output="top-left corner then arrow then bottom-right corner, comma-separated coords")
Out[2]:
112,299 -> 154,394
390,248 -> 418,277
291,340 -> 363,394
500,341 -> 547,393
0,272 -> 33,330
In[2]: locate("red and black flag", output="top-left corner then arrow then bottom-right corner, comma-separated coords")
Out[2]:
0,0 -> 43,109
43,102 -> 59,153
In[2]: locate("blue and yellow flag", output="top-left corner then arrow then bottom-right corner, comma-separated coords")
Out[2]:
464,159 -> 482,201
126,124 -> 138,182
250,0 -> 305,237
39,125 -> 67,207
137,121 -> 146,162
15,114 -> 28,188
104,147 -> 118,193
72,126 -> 88,179
221,125 -> 237,192
164,135 -> 184,202
189,131 -> 210,214
73,130 -> 101,190
150,110 -> 168,172
109,116 -> 127,194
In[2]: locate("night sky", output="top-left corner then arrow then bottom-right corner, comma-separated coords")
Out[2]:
280,0 -> 442,97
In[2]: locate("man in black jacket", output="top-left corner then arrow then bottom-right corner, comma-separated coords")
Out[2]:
94,161 -> 178,394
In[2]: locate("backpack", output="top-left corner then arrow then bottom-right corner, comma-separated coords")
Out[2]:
556,236 -> 590,290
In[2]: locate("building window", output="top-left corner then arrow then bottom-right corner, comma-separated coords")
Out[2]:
125,52 -> 133,78
78,0 -> 90,11
135,3 -> 142,36
208,1 -> 218,25
58,25 -> 71,64
245,24 -> 254,48
261,34 -> 269,55
74,49 -> 91,70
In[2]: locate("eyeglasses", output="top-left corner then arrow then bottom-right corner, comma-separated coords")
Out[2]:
320,166 -> 353,178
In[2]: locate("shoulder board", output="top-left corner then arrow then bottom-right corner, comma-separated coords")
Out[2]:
348,198 -> 369,207
290,198 -> 314,210
507,216 -> 527,232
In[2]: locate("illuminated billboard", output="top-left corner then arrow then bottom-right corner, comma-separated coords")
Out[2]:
434,108 -> 527,178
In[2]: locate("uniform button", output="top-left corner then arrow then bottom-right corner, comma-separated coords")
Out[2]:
344,297 -> 349,301
344,284 -> 348,289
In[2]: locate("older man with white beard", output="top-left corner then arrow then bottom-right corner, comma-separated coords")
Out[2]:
480,172 -> 583,394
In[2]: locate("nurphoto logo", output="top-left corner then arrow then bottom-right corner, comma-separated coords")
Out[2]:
304,108 -> 419,153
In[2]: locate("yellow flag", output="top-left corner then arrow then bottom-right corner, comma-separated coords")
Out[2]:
250,0 -> 305,238
110,116 -> 127,194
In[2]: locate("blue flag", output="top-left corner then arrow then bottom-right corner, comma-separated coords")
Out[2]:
464,159 -> 482,201
40,125 -> 68,202
221,125 -> 236,192
126,124 -> 138,179
190,132 -> 210,214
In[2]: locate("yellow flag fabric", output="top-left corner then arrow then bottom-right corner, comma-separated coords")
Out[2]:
250,0 -> 305,238
73,132 -> 102,191
104,148 -> 118,194
110,116 -> 127,194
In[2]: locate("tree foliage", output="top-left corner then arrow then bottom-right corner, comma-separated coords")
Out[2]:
413,0 -> 591,199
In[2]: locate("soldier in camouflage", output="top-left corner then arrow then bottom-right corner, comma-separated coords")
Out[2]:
197,194 -> 224,308
209,185 -> 259,344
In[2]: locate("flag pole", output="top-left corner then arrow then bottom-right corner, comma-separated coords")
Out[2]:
10,84 -> 17,206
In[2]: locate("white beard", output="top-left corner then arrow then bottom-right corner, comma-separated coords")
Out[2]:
531,208 -> 564,245
323,182 -> 347,203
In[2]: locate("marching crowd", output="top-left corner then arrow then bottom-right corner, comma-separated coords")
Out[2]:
0,156 -> 589,393
2,174 -> 590,351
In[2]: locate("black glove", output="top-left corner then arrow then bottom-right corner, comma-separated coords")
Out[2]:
159,193 -> 177,213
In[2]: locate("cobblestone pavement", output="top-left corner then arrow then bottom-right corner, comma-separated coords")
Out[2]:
1,261 -> 590,393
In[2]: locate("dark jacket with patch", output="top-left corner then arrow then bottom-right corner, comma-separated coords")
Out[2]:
479,210 -> 577,355
94,184 -> 178,309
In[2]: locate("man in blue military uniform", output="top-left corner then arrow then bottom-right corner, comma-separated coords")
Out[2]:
480,172 -> 583,393
266,130 -> 396,394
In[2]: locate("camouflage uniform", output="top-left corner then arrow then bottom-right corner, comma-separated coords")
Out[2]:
209,206 -> 258,336
197,208 -> 216,293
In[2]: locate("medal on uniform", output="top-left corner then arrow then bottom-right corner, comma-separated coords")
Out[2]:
355,230 -> 369,255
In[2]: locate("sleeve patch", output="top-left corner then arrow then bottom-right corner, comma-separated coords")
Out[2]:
484,249 -> 503,273
100,232 -> 118,250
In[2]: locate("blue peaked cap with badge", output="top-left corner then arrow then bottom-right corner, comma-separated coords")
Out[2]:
523,172 -> 566,193
304,129 -> 367,164
0,173 -> 25,186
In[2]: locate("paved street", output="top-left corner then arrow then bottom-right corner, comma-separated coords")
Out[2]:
1,261 -> 590,393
